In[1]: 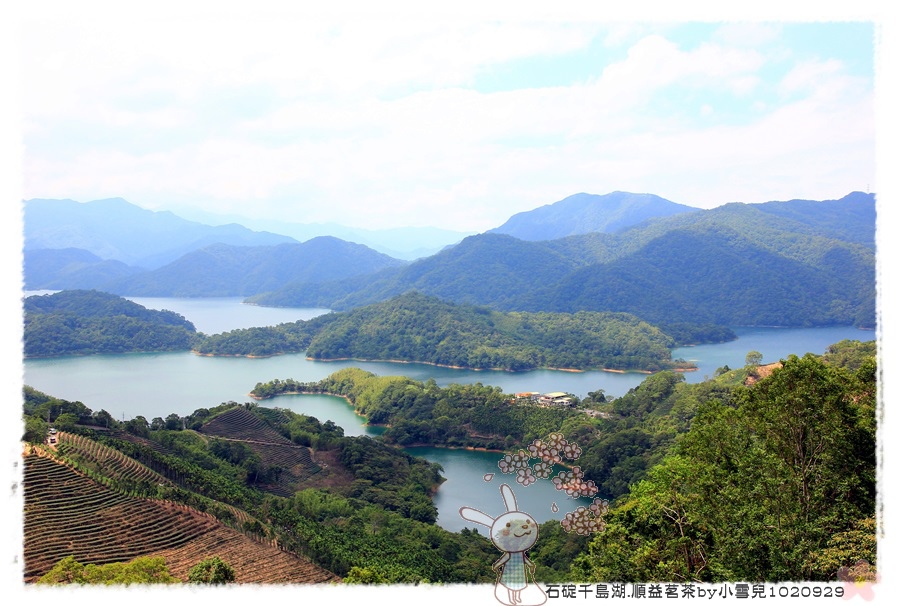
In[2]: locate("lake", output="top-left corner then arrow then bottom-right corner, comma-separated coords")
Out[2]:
22,295 -> 875,531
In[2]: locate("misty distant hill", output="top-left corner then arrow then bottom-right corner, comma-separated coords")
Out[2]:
172,207 -> 473,260
24,248 -> 144,290
247,233 -> 575,310
103,237 -> 406,297
249,192 -> 876,330
24,197 -> 299,269
488,191 -> 698,240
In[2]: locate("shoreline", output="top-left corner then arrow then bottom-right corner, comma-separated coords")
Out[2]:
204,349 -> 690,375
307,355 -> 693,374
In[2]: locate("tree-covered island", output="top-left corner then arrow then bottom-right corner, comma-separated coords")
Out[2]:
24,290 -> 198,357
24,290 -> 718,373
196,291 -> 709,372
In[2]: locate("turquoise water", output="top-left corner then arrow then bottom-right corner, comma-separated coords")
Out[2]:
21,297 -> 875,531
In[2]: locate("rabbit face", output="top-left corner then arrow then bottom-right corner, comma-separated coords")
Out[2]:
492,511 -> 539,553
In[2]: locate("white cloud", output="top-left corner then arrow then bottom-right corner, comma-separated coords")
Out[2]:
17,14 -> 875,231
779,58 -> 845,96
712,22 -> 782,47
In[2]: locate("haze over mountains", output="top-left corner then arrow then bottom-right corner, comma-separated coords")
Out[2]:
102,238 -> 405,297
488,191 -> 698,240
171,206 -> 475,261
24,198 -> 298,269
23,191 -> 876,331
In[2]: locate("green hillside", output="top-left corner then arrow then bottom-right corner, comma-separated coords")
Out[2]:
104,237 -> 406,297
23,337 -> 877,584
196,291 -> 700,371
25,248 -> 143,290
540,226 -> 875,327
248,193 -> 875,329
24,290 -> 198,357
23,390 -> 499,584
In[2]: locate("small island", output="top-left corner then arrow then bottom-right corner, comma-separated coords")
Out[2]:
24,290 -> 198,357
24,290 -> 712,372
194,291 -> 703,372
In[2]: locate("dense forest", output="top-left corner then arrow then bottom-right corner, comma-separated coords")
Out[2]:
23,338 -> 876,584
250,339 -> 876,513
196,291 -> 710,371
253,368 -> 579,450
24,290 -> 198,357
248,193 -> 875,330
573,342 -> 877,582
24,289 -> 710,371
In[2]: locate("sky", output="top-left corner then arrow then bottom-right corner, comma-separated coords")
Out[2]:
4,1 -> 900,602
10,1 -> 885,234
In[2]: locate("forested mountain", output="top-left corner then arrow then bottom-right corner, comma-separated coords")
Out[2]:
245,233 -> 569,310
101,237 -> 406,297
751,191 -> 876,247
24,290 -> 198,357
539,226 -> 875,327
599,191 -> 876,259
24,197 -> 298,269
24,247 -> 144,290
488,191 -> 698,240
250,193 -> 875,329
195,291 -> 704,371
172,207 -> 472,260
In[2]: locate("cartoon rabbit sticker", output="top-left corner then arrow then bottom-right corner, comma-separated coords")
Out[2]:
459,483 -> 548,606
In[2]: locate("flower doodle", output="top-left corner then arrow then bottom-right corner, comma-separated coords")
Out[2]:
838,559 -> 878,601
496,432 -> 608,536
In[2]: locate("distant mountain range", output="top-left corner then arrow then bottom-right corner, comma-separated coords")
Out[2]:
24,248 -> 144,290
248,192 -> 876,329
102,238 -> 406,297
22,191 -> 876,330
24,197 -> 298,269
488,191 -> 698,240
26,237 -> 405,297
148,206 -> 473,260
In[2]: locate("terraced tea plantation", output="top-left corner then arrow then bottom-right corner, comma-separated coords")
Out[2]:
23,449 -> 337,584
55,431 -> 175,493
199,407 -> 322,495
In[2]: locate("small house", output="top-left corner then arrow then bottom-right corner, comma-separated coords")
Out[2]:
539,392 -> 574,407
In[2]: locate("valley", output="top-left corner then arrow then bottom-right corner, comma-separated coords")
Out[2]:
20,190 -> 879,586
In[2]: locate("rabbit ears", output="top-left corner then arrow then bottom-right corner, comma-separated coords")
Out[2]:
458,483 -> 520,527
499,483 -> 518,512
458,505 -> 494,528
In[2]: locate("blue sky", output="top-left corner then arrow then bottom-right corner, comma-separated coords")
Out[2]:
11,3 -> 884,233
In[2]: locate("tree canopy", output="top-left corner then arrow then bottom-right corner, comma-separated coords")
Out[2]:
24,290 -> 197,357
198,291 -> 700,372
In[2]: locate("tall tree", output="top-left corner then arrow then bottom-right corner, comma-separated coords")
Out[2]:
575,353 -> 876,582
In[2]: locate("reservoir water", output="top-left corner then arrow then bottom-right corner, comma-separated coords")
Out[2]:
22,295 -> 875,531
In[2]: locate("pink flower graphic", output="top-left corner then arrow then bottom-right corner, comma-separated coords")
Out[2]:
838,560 -> 878,601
